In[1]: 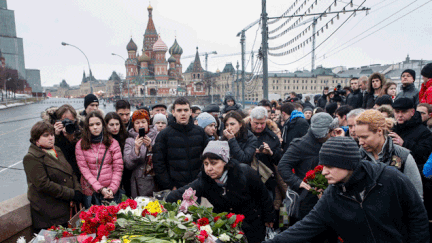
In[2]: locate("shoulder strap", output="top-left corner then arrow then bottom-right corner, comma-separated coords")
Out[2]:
96,148 -> 109,181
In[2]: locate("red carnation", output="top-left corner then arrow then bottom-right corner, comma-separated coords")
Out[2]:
62,231 -> 73,238
231,222 -> 238,228
82,236 -> 94,243
314,165 -> 323,172
305,170 -> 316,180
239,231 -> 244,235
235,214 -> 245,224
197,235 -> 206,243
106,222 -> 115,231
200,230 -> 209,238
198,217 -> 210,226
226,213 -> 235,219
214,216 -> 221,222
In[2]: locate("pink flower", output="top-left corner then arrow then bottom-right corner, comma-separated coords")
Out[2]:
179,187 -> 198,213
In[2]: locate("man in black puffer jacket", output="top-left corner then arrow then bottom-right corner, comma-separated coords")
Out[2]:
317,87 -> 329,109
266,137 -> 429,243
346,78 -> 363,108
390,97 -> 432,166
153,97 -> 208,190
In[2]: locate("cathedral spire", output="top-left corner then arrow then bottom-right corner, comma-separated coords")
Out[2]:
192,47 -> 203,72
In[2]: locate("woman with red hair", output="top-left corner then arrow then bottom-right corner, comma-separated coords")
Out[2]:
123,110 -> 159,197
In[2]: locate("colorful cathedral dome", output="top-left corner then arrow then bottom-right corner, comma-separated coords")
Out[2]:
169,39 -> 183,55
153,35 -> 168,52
126,38 -> 138,51
168,55 -> 176,63
138,52 -> 151,62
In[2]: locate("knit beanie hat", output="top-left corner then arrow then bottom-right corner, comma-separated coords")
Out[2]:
421,63 -> 432,79
303,107 -> 313,113
202,141 -> 230,163
319,137 -> 361,170
132,110 -> 150,124
375,95 -> 393,106
197,112 -> 217,129
401,69 -> 416,81
310,112 -> 337,139
152,113 -> 167,125
84,94 -> 99,109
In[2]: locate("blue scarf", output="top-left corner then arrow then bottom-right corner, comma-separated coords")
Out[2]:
341,126 -> 349,133
290,110 -> 305,122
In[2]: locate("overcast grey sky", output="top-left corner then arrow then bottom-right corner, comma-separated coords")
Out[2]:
7,0 -> 432,86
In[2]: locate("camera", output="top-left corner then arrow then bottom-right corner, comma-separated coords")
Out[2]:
62,118 -> 77,134
332,84 -> 346,102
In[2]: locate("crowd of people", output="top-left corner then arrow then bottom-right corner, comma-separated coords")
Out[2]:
22,63 -> 432,242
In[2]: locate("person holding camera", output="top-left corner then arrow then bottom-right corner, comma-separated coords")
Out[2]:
123,110 -> 159,198
75,111 -> 123,208
41,104 -> 82,180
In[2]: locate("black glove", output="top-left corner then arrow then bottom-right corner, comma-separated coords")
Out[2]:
73,190 -> 84,203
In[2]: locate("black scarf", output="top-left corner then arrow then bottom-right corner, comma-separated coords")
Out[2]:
91,132 -> 103,143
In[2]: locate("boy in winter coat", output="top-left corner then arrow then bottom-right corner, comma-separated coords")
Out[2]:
266,137 -> 429,243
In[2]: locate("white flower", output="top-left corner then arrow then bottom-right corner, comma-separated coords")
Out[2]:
200,225 -> 213,235
132,208 -> 144,217
135,197 -> 151,208
219,233 -> 230,242
117,206 -> 132,215
97,236 -> 107,243
176,212 -> 192,221
17,236 -> 26,243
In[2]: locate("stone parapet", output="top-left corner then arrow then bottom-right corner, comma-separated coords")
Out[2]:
0,194 -> 32,243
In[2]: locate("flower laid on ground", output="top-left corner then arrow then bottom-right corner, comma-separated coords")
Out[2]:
219,233 -> 230,242
303,165 -> 328,195
179,187 -> 198,213
16,236 -> 25,243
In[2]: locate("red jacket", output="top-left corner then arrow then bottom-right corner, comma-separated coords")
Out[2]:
420,78 -> 432,104
76,139 -> 123,196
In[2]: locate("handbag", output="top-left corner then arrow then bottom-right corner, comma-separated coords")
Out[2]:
251,156 -> 274,184
91,149 -> 123,205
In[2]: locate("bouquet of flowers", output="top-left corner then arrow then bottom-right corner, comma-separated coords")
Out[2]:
28,188 -> 246,243
303,165 -> 328,195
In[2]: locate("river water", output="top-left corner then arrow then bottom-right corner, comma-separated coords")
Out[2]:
0,98 -> 117,202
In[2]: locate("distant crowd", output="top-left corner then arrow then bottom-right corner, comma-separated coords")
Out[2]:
22,63 -> 432,243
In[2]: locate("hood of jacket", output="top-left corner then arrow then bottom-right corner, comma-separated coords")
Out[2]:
394,111 -> 423,132
223,95 -> 237,106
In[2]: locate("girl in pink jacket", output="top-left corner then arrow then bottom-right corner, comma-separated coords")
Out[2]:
76,111 -> 123,208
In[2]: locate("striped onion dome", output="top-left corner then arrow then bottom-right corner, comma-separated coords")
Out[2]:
169,38 -> 183,55
153,35 -> 168,52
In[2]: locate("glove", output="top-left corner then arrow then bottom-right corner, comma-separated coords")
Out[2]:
73,190 -> 84,203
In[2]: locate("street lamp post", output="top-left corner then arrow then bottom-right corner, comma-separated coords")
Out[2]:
61,42 -> 93,94
111,53 -> 130,104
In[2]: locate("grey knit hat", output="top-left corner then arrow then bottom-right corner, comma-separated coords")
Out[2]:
152,113 -> 167,125
310,113 -> 338,139
202,141 -> 230,163
319,137 -> 361,170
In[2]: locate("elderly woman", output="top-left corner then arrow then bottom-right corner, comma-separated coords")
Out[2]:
222,111 -> 258,164
123,110 -> 158,198
23,121 -> 83,232
166,141 -> 275,243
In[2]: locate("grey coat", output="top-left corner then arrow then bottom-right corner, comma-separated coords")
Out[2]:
360,137 -> 423,199
123,126 -> 158,198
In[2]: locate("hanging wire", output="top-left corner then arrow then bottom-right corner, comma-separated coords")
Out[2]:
268,0 -> 307,25
268,0 -> 314,34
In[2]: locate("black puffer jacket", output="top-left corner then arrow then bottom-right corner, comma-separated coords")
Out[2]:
166,160 -> 275,243
346,88 -> 363,109
252,127 -> 283,170
278,131 -> 322,219
281,117 -> 309,153
221,95 -> 242,114
317,93 -> 328,109
393,111 -> 432,166
227,130 -> 258,165
267,161 -> 429,243
153,118 -> 208,189
396,83 -> 419,106
363,93 -> 377,109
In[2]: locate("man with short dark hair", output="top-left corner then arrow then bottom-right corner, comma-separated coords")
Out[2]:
268,137 -> 429,243
258,99 -> 273,116
280,102 -> 309,152
335,105 -> 353,135
396,69 -> 419,105
115,100 -> 131,127
191,106 -> 201,119
153,97 -> 208,190
417,103 -> 432,130
317,87 -> 329,109
346,78 -> 363,108
390,97 -> 432,166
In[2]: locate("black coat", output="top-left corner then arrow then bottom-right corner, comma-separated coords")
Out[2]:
55,133 -> 80,180
346,89 -> 363,109
278,131 -> 322,219
227,130 -> 258,164
166,160 -> 275,242
252,127 -> 283,170
393,111 -> 432,166
363,93 -> 377,109
221,95 -> 242,114
281,117 -> 309,153
153,118 -> 208,189
267,161 -> 429,243
316,94 -> 328,109
302,101 -> 314,109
